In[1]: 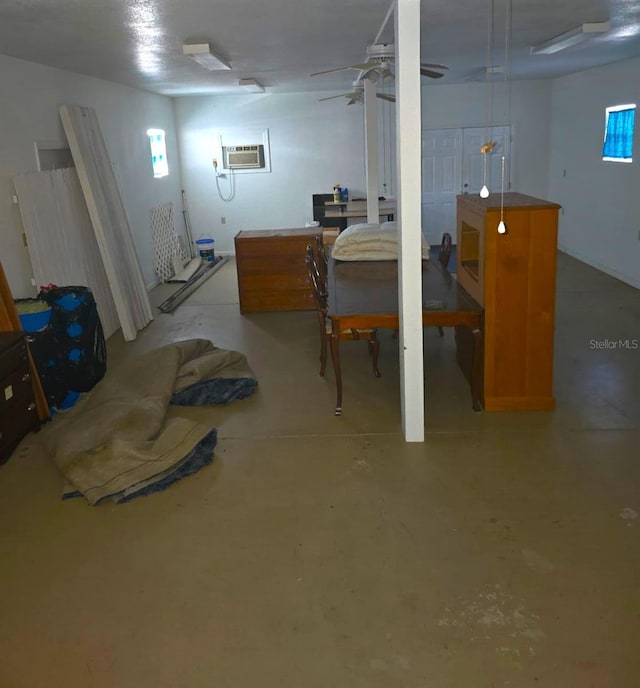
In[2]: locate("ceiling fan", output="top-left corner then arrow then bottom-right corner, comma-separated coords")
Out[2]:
311,42 -> 448,80
319,81 -> 395,105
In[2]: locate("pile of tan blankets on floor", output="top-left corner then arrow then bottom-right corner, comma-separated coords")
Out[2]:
40,339 -> 257,504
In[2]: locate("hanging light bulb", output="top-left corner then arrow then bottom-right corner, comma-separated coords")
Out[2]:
480,185 -> 490,198
497,154 -> 508,234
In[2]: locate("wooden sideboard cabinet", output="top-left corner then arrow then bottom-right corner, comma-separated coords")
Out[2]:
0,332 -> 40,463
456,192 -> 561,412
234,228 -> 321,313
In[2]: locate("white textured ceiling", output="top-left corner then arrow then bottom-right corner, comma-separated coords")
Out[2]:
1,0 -> 640,96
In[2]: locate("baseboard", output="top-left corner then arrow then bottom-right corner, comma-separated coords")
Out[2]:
558,245 -> 640,290
146,277 -> 161,292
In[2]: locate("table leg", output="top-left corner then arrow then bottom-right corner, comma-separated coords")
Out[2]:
329,330 -> 342,416
470,325 -> 484,412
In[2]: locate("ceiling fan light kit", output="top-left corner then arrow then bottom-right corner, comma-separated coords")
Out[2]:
182,43 -> 232,71
318,80 -> 396,105
310,42 -> 448,81
530,21 -> 610,55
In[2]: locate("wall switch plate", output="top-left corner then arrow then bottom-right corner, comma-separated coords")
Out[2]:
221,216 -> 226,224
12,194 -> 18,204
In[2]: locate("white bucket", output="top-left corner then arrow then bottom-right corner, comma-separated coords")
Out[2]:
195,236 -> 215,262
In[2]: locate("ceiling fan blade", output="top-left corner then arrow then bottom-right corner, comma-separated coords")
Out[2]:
420,62 -> 448,70
318,93 -> 351,101
376,93 -> 396,102
311,63 -> 371,77
420,67 -> 445,79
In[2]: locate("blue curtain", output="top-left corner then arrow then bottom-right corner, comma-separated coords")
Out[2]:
602,108 -> 635,159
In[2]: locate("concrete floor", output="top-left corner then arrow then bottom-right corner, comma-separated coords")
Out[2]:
1,254 -> 639,687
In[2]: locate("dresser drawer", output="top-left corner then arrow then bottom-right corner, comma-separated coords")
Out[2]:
0,338 -> 29,379
239,289 -> 315,312
0,332 -> 40,463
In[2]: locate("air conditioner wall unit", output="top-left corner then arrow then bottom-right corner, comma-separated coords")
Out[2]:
222,144 -> 265,169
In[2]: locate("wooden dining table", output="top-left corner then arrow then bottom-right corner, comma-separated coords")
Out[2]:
326,257 -> 484,415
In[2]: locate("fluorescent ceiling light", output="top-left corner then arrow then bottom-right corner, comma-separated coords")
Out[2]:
182,43 -> 231,70
465,65 -> 504,82
530,21 -> 610,55
238,78 -> 265,93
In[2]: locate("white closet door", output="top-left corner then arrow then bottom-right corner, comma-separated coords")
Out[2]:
59,105 -> 153,341
422,125 -> 512,244
421,128 -> 462,245
14,169 -> 120,339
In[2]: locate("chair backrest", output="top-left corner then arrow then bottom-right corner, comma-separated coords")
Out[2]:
305,245 -> 327,312
439,232 -> 453,271
314,235 -> 328,290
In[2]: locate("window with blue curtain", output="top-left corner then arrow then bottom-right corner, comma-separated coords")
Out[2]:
602,105 -> 635,162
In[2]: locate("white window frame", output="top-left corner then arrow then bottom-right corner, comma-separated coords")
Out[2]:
147,128 -> 169,178
602,103 -> 636,164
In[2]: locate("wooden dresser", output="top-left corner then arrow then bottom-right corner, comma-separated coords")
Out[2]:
456,193 -> 561,412
234,228 -> 321,313
0,332 -> 40,463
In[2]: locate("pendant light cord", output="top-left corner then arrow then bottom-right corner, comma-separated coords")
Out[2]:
483,0 -> 495,193
500,0 -> 512,228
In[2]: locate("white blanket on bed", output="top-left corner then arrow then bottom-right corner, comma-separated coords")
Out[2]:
330,222 -> 431,261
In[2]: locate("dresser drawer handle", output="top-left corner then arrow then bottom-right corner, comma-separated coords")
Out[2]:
22,373 -> 31,382
27,402 -> 36,412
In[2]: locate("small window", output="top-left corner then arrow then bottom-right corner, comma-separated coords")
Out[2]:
147,129 -> 169,178
602,104 -> 635,163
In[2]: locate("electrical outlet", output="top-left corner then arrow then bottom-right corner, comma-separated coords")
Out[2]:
221,216 -> 226,224
30,278 -> 36,286
212,159 -> 218,169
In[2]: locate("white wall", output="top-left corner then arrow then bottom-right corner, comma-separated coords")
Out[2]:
0,54 -> 183,297
422,79 -> 553,199
175,83 -> 553,254
549,57 -> 640,289
174,93 -> 373,254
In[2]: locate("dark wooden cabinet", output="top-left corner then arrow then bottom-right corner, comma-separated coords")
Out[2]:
456,193 -> 561,411
234,228 -> 321,313
0,332 -> 40,463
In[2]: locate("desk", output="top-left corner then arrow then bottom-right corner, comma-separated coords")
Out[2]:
326,258 -> 484,415
312,194 -> 395,231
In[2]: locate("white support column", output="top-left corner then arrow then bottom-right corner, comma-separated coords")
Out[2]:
363,78 -> 380,223
395,0 -> 425,442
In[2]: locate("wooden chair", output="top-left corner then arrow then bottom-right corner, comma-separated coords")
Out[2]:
436,232 -> 453,336
305,245 -> 381,383
439,232 -> 453,270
